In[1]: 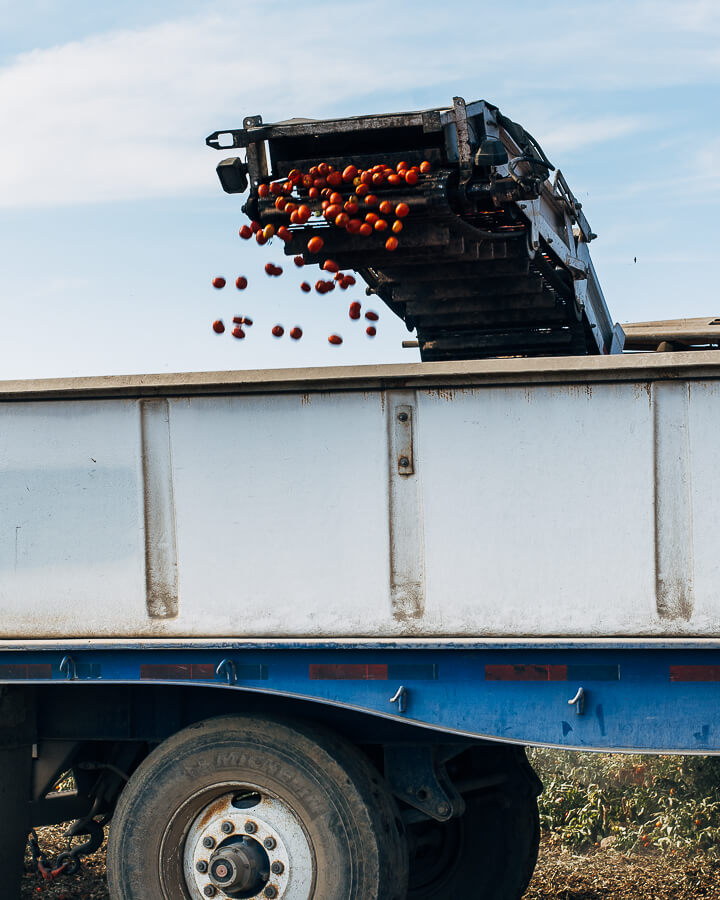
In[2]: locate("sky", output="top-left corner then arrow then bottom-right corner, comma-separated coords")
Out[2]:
1,0 -> 718,380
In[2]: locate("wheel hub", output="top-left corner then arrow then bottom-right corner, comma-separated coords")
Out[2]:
209,838 -> 269,894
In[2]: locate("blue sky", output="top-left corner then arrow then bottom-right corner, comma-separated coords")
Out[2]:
1,0 -> 718,380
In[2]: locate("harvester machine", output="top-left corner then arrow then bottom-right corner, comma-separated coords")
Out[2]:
207,97 -> 625,361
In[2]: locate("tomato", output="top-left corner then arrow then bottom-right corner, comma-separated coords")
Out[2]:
366,325 -> 377,337
300,281 -> 311,292
374,218 -> 388,232
324,204 -> 342,219
265,262 -> 276,275
342,165 -> 358,182
365,310 -> 379,321
294,255 -> 305,267
315,280 -> 327,293
323,259 -> 340,273
255,232 -> 267,245
302,174 -> 313,188
274,196 -> 287,211
238,225 -> 252,239
212,277 -> 226,289
391,219 -> 403,234
325,280 -> 335,291
349,308 -> 361,320
329,192 -> 343,206
297,205 -> 311,222
372,172 -> 385,186
349,301 -> 361,313
344,200 -> 359,215
365,194 -> 379,207
307,236 -> 324,253
365,212 -> 379,225
212,319 -> 225,334
250,220 -> 262,233
288,168 -> 301,183
346,218 -> 362,234
277,226 -> 292,243
318,162 -> 329,176
378,200 -> 392,215
328,334 -> 343,345
313,177 -> 327,189
395,202 -> 409,218
420,160 -> 431,174
404,169 -> 419,185
356,183 -> 370,197
270,182 -> 282,196
243,317 -> 253,327
262,224 -> 275,240
258,183 -> 270,198
308,187 -> 319,200
327,171 -> 342,187
309,166 -> 319,177
290,211 -> 301,224
282,181 -> 293,194
396,160 -> 408,172
284,202 -> 297,214
385,236 -> 398,250
360,171 -> 373,185
290,326 -> 303,340
387,173 -> 402,187
235,276 -> 248,290
359,223 -> 373,236
272,325 -> 284,337
344,274 -> 356,286
232,316 -> 243,324
231,325 -> 246,339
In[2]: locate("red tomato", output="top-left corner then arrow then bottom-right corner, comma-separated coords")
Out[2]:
297,205 -> 311,222
258,183 -> 270,198
302,174 -> 313,188
277,226 -> 291,243
282,181 -> 293,194
313,177 -> 327,189
366,325 -> 377,337
396,161 -> 408,172
372,172 -> 385,186
272,325 -> 284,337
344,275 -> 356,286
290,326 -> 303,340
324,204 -> 342,219
334,272 -> 344,281
342,165 -> 358,182
284,202 -> 297,214
378,200 -> 393,215
308,187 -> 320,199
250,220 -> 262,233
300,281 -> 311,292
288,168 -> 301,183
309,166 -> 319,177
212,277 -> 226,289
349,308 -> 361,320
232,316 -> 243,324
255,232 -> 267,245
290,211 -> 301,224
320,187 -> 332,199
321,200 -> 330,211
243,317 -> 253,326
365,212 -> 379,225
359,223 -> 373,236
374,218 -> 388,232
274,196 -> 287,210
212,319 -> 225,333
387,173 -> 402,186
323,259 -> 340,272
265,262 -> 276,275
420,160 -> 432,174
346,218 -> 362,234
360,171 -> 373,185
327,171 -> 342,187
238,225 -> 252,240
365,310 -> 379,321
270,182 -> 282,196
344,200 -> 359,215
349,301 -> 361,313
385,236 -> 399,250
365,194 -> 379,207
231,325 -> 246,339
235,276 -> 248,289
294,255 -> 305,267
262,224 -> 275,240
404,169 -> 419,185
356,183 -> 370,196
392,219 -> 403,233
328,334 -> 343,345
329,192 -> 343,205
318,163 -> 329,176
395,202 -> 410,218
307,236 -> 324,253
315,280 -> 327,293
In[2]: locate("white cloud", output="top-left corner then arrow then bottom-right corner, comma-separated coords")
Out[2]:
0,0 -> 717,208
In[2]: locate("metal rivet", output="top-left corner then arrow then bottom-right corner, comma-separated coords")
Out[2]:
202,837 -> 215,849
263,836 -> 276,850
271,861 -> 284,875
264,887 -> 278,899
196,860 -> 208,874
221,821 -> 234,834
244,821 -> 257,834
399,457 -> 409,467
398,412 -> 408,422
204,887 -> 217,897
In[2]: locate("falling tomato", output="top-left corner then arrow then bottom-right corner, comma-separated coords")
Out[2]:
239,225 -> 252,240
356,183 -> 370,197
212,277 -> 226,289
359,223 -> 373,237
374,219 -> 388,232
243,317 -> 253,326
212,320 -> 225,334
328,334 -> 343,345
290,326 -> 303,340
392,220 -> 403,233
366,326 -> 377,337
365,310 -> 379,321
385,236 -> 399,250
378,200 -> 393,215
300,282 -> 311,292
404,170 -> 419,185
294,255 -> 306,267
250,220 -> 262,233
235,276 -> 248,290
344,275 -> 356,286
323,259 -> 340,273
395,202 -> 409,218
307,236 -> 324,253
277,226 -> 291,243
272,325 -> 285,337
262,224 -> 275,240
420,160 -> 432,174
231,326 -> 246,339
365,194 -> 379,207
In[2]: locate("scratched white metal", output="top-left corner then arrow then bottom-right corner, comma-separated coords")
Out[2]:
0,372 -> 718,638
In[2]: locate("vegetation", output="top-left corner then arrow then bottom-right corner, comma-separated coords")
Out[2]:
530,749 -> 720,855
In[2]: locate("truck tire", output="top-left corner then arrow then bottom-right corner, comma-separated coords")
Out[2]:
407,749 -> 541,900
106,714 -> 407,900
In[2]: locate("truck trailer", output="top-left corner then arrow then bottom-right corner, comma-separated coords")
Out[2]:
2,98 -> 720,900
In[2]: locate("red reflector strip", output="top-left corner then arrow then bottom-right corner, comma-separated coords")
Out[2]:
140,664 -> 216,680
0,664 -> 53,680
670,665 -> 720,682
485,664 -> 568,682
309,664 -> 388,681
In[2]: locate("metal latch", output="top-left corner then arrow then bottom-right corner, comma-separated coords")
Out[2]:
568,686 -> 586,716
394,406 -> 414,475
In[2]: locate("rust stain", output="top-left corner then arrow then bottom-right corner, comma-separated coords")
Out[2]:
197,796 -> 227,829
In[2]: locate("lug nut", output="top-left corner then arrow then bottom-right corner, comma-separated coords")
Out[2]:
244,821 -> 258,834
263,836 -> 276,850
196,860 -> 208,874
204,887 -> 217,897
399,457 -> 410,467
202,836 -> 215,849
221,821 -> 235,834
264,887 -> 278,899
398,412 -> 408,422
271,861 -> 284,875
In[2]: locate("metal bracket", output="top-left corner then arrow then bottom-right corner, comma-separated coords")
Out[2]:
568,686 -> 586,716
384,746 -> 465,822
59,656 -> 77,681
216,658 -> 238,686
389,685 -> 408,714
394,406 -> 414,475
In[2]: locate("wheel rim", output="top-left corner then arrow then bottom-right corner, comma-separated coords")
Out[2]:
407,815 -> 464,896
159,782 -> 315,900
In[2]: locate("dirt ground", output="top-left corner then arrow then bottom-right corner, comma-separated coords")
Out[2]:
21,828 -> 720,898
